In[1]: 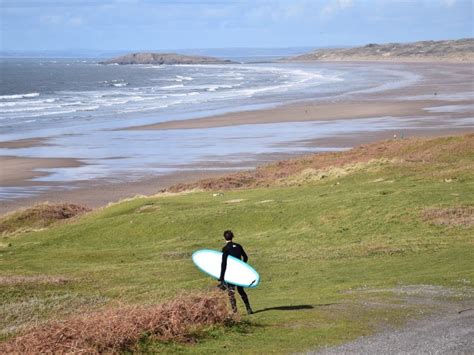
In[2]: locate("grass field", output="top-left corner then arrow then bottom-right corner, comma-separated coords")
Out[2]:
1,134 -> 473,353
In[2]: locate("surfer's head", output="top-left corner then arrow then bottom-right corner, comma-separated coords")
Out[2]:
223,230 -> 234,241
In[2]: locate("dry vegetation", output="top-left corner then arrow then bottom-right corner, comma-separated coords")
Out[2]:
290,38 -> 474,62
279,158 -> 396,186
0,292 -> 234,353
0,275 -> 72,286
422,206 -> 474,227
167,134 -> 474,192
0,202 -> 91,236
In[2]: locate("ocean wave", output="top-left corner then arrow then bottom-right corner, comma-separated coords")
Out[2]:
1,64 -> 345,128
176,75 -> 193,81
4,108 -> 79,119
168,92 -> 201,97
61,101 -> 86,107
0,104 -> 61,113
77,106 -> 100,111
100,80 -> 129,87
168,93 -> 188,97
111,82 -> 128,87
117,104 -> 171,113
161,84 -> 185,90
0,92 -> 40,100
0,98 -> 56,107
140,65 -> 165,69
207,84 -> 234,92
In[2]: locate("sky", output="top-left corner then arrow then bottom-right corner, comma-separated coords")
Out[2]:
1,0 -> 473,51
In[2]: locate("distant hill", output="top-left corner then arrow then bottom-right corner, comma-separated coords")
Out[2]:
99,52 -> 233,65
288,38 -> 474,62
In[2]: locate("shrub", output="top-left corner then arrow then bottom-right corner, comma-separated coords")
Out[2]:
0,292 -> 234,353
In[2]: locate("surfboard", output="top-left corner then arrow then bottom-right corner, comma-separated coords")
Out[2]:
192,249 -> 260,288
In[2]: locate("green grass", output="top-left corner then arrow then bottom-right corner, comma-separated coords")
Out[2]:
1,135 -> 473,352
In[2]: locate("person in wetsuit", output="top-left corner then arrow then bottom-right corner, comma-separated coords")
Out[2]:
218,230 -> 254,314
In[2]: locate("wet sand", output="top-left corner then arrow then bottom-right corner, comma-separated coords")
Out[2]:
1,128 -> 471,215
0,156 -> 83,186
0,138 -> 54,149
125,99 -> 470,131
1,62 -> 473,215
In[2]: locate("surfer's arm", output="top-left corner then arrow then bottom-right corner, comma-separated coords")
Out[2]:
241,246 -> 248,263
219,251 -> 228,281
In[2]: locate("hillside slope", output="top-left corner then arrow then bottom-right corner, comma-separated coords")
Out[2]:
1,134 -> 473,353
168,133 -> 474,191
289,38 -> 474,62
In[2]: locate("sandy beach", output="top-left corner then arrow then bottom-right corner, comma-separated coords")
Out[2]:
124,99 -> 469,131
0,156 -> 83,186
1,62 -> 473,214
0,137 -> 54,149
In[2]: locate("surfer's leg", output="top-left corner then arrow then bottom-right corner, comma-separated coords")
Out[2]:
227,284 -> 237,313
237,286 -> 253,314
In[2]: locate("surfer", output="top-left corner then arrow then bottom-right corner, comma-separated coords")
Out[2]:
218,230 -> 254,315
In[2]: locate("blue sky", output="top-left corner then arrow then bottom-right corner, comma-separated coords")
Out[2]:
1,0 -> 472,51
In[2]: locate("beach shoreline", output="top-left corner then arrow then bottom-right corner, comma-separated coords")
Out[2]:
123,99 -> 471,131
1,61 -> 473,214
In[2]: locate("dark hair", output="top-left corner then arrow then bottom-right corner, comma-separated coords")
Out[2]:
223,230 -> 234,241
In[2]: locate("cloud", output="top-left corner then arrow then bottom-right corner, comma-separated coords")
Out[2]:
321,0 -> 353,20
3,0 -> 102,8
67,16 -> 83,26
1,0 -> 245,8
40,14 -> 63,25
40,13 -> 84,27
440,0 -> 456,7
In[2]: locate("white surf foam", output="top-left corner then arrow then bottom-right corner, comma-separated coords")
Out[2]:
112,83 -> 128,87
0,98 -> 55,107
0,104 -> 62,113
0,93 -> 40,100
160,84 -> 185,90
176,75 -> 193,81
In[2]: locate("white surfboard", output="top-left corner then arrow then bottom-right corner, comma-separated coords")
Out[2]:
192,249 -> 260,288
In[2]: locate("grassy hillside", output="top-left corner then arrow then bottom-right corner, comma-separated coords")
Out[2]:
289,38 -> 474,62
1,134 -> 473,353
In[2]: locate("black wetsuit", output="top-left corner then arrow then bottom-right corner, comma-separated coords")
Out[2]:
219,242 -> 252,313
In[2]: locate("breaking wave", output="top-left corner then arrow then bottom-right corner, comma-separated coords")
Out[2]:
0,63 -> 343,129
0,92 -> 40,100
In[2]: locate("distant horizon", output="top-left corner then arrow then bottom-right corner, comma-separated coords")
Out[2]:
1,37 -> 472,59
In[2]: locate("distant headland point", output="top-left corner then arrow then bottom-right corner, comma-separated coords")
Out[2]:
99,52 -> 234,65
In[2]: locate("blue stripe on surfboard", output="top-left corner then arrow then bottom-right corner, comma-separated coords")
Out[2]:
192,249 -> 260,288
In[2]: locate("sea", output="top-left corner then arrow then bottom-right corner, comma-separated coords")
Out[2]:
0,58 -> 421,136
2,54 -> 461,200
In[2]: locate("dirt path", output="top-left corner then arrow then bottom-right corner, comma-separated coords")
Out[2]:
312,286 -> 474,355
316,309 -> 473,354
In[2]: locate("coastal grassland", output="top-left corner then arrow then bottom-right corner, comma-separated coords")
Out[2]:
0,203 -> 91,236
0,134 -> 473,353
